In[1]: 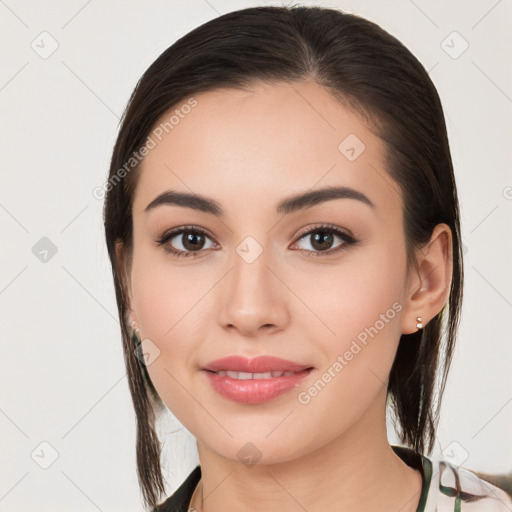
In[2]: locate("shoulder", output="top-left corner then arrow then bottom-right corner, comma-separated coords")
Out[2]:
427,455 -> 512,511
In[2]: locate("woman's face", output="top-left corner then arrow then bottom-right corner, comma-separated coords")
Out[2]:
125,80 -> 419,464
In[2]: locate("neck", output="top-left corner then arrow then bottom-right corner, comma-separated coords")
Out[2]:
193,387 -> 423,512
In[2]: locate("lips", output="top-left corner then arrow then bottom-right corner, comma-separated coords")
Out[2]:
202,356 -> 314,404
203,355 -> 313,374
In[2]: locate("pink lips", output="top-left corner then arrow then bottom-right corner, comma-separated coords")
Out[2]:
202,356 -> 314,404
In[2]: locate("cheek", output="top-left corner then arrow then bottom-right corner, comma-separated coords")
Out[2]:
289,238 -> 407,402
131,243 -> 213,338
290,236 -> 407,347
129,248 -> 217,415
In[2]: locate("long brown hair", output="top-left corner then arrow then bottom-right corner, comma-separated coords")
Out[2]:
103,5 -> 464,508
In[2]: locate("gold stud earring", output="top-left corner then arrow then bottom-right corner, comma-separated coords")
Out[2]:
416,317 -> 423,330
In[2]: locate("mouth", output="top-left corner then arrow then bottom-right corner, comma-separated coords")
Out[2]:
204,369 -> 307,379
202,355 -> 313,374
202,367 -> 314,405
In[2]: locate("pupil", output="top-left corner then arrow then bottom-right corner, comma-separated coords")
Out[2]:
184,232 -> 204,251
312,232 -> 333,251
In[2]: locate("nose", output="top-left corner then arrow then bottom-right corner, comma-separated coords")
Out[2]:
217,243 -> 290,337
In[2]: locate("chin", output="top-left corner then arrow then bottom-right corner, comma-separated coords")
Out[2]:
197,430 -> 312,467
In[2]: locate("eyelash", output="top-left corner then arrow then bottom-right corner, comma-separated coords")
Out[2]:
155,223 -> 359,259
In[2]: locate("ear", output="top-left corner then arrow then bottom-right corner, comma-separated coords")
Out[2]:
115,240 -> 137,327
401,223 -> 453,334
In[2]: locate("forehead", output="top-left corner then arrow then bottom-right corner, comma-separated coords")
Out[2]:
134,81 -> 401,217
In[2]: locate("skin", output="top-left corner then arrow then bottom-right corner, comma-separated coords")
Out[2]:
117,80 -> 453,512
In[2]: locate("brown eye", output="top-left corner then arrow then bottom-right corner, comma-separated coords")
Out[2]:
309,231 -> 336,251
156,227 -> 217,258
180,231 -> 206,251
292,225 -> 358,257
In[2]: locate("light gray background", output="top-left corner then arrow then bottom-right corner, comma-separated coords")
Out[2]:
1,0 -> 511,510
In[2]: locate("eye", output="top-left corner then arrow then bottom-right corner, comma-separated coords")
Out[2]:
155,226 -> 218,258
155,223 -> 359,259
291,224 -> 359,256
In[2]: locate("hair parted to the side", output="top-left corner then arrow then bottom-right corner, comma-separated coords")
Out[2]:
103,5 -> 463,508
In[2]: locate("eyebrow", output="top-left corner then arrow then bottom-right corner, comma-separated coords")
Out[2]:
144,185 -> 375,217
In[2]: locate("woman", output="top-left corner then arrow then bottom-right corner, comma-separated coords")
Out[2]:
102,5 -> 511,511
